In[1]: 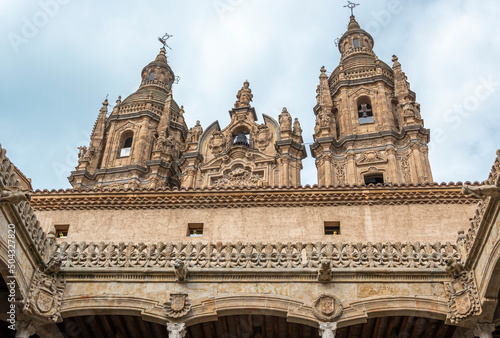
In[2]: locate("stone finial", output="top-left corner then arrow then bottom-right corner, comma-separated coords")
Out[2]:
293,118 -> 302,137
116,96 -> 122,106
100,99 -> 109,113
235,81 -> 253,108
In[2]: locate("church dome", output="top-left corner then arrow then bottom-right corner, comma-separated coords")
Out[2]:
337,15 -> 376,68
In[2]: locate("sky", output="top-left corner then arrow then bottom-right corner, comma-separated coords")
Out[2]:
1,0 -> 499,190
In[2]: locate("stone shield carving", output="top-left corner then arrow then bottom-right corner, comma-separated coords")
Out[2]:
445,271 -> 481,323
312,294 -> 343,322
23,269 -> 66,323
208,131 -> 226,155
255,125 -> 271,150
164,293 -> 192,319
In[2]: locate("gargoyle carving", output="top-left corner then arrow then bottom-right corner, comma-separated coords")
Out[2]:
173,259 -> 187,282
317,259 -> 333,282
0,186 -> 31,205
462,185 -> 500,199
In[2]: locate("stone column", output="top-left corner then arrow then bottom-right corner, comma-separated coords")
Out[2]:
346,152 -> 356,186
411,143 -> 424,184
319,322 -> 337,338
167,323 -> 186,338
324,155 -> 333,187
385,146 -> 398,184
15,320 -> 36,338
473,323 -> 495,338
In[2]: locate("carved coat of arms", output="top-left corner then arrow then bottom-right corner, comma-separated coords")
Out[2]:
209,132 -> 226,155
164,293 -> 192,319
312,294 -> 343,322
23,269 -> 66,323
445,271 -> 481,323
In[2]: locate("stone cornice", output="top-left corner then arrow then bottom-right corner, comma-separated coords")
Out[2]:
31,183 -> 476,211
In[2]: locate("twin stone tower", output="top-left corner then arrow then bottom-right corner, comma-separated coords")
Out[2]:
69,15 -> 432,190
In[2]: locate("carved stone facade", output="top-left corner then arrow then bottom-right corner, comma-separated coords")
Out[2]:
3,8 -> 500,338
311,15 -> 432,187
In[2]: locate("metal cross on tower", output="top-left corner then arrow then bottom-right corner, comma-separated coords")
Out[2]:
344,1 -> 360,16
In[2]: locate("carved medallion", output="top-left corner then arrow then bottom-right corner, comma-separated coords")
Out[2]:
255,124 -> 271,150
164,293 -> 192,319
312,294 -> 343,322
23,269 -> 66,323
212,168 -> 264,188
208,131 -> 226,155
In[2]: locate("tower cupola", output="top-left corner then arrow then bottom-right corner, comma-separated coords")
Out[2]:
140,47 -> 175,92
338,15 -> 375,64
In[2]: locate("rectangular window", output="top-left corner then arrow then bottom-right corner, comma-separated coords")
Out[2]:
120,147 -> 131,157
324,221 -> 340,235
188,223 -> 204,237
353,38 -> 360,48
55,224 -> 69,239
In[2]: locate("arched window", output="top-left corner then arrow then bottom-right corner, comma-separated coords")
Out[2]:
364,174 -> 384,185
353,38 -> 360,48
358,98 -> 374,124
148,71 -> 155,81
119,133 -> 133,157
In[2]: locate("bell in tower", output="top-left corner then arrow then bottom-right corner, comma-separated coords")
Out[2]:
310,5 -> 432,187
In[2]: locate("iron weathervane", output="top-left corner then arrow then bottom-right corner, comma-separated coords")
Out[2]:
158,33 -> 173,50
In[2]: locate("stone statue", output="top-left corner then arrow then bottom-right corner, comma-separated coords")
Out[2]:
293,118 -> 302,137
174,259 -> 187,282
188,120 -> 203,143
462,185 -> 500,199
279,107 -> 292,132
77,146 -> 87,160
154,131 -> 168,152
235,81 -> 253,108
0,186 -> 31,205
319,322 -> 337,338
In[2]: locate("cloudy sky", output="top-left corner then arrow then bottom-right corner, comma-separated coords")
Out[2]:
1,0 -> 499,190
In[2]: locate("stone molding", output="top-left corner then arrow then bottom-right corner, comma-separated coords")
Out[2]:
51,241 -> 460,271
30,183 -> 476,211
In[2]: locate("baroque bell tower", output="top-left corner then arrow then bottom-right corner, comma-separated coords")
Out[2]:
69,36 -> 188,190
310,12 -> 432,186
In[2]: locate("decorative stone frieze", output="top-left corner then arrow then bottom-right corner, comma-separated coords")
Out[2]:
51,241 -> 460,270
164,293 -> 191,319
312,294 -> 343,322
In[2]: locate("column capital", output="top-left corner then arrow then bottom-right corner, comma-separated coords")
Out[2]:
319,322 -> 337,338
167,323 -> 186,338
473,323 -> 496,338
